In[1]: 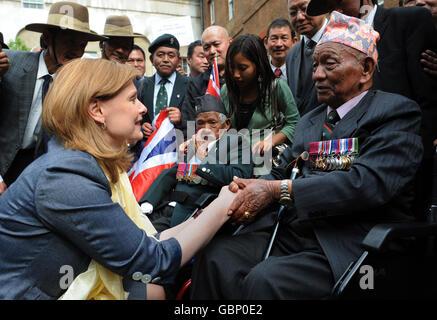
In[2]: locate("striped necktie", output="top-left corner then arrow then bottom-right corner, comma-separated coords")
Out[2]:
322,109 -> 340,140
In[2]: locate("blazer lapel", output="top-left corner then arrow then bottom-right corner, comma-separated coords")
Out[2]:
169,72 -> 185,108
145,75 -> 155,123
21,52 -> 39,108
19,52 -> 40,139
304,106 -> 327,148
332,91 -> 373,139
291,40 -> 303,95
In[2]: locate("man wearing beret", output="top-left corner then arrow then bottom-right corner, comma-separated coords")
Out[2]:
139,34 -> 188,140
139,94 -> 253,233
0,1 -> 106,195
190,12 -> 423,299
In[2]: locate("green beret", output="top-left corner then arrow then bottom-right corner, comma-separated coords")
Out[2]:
148,33 -> 180,54
195,95 -> 228,116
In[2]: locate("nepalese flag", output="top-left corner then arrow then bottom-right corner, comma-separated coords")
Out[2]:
206,56 -> 220,98
128,108 -> 177,201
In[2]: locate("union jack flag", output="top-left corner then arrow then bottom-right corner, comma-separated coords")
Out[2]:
206,56 -> 221,98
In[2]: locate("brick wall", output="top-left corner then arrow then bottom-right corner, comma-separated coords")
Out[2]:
203,0 -> 289,38
202,0 -> 400,40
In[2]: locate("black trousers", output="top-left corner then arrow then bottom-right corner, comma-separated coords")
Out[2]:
190,209 -> 334,300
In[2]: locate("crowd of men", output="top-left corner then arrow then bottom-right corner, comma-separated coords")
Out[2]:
1,0 -> 437,299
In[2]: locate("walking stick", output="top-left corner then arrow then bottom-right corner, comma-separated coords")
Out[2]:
263,151 -> 308,260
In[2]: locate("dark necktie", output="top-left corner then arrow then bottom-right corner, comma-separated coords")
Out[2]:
41,74 -> 53,103
274,68 -> 282,78
322,109 -> 340,140
40,74 -> 53,153
304,39 -> 317,57
155,78 -> 168,117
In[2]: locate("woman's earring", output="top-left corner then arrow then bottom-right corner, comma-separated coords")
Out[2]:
102,122 -> 107,130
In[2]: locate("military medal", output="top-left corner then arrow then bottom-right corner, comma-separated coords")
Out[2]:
309,138 -> 359,171
176,163 -> 187,182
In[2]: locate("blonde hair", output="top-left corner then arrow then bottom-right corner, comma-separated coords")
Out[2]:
42,58 -> 138,183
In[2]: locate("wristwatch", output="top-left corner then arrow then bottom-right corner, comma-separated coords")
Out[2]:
279,180 -> 293,207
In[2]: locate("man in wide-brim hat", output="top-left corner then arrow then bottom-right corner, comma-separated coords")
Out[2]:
0,1 -> 106,195
25,1 -> 106,73
99,15 -> 143,64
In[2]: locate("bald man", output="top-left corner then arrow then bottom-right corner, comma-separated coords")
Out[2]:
179,26 -> 232,138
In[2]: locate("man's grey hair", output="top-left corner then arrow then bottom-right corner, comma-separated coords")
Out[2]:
218,112 -> 228,124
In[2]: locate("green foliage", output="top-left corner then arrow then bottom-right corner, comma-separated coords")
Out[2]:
7,37 -> 30,51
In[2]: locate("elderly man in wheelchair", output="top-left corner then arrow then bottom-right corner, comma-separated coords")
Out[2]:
187,12 -> 430,300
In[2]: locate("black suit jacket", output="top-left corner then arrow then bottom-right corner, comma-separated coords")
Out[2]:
0,50 -> 42,179
372,6 -> 437,215
140,71 -> 188,127
261,90 -> 423,281
285,39 -> 319,116
372,6 -> 437,157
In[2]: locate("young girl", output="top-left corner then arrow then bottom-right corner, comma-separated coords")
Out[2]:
221,34 -> 300,174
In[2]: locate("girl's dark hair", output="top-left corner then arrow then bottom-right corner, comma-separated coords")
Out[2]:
224,34 -> 275,118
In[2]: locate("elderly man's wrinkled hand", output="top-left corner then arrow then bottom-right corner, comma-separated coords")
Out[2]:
227,178 -> 277,225
194,128 -> 215,160
228,176 -> 257,193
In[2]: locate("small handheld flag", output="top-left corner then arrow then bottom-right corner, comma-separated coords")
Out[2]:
205,56 -> 221,98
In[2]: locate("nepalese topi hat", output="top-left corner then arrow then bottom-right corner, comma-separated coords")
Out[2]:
194,94 -> 228,116
306,0 -> 335,16
102,15 -> 143,38
25,1 -> 106,42
318,11 -> 380,62
148,33 -> 180,54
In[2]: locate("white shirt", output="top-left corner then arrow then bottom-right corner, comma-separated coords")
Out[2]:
22,51 -> 53,150
303,18 -> 328,45
153,71 -> 177,116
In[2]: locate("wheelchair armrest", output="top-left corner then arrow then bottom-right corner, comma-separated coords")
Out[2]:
362,221 -> 437,252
